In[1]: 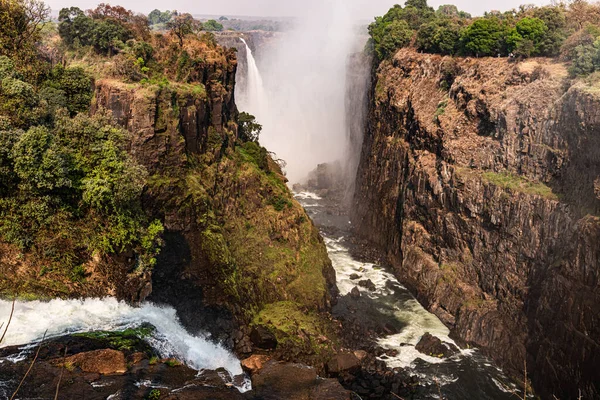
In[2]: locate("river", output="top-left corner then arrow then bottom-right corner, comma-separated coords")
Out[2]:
295,191 -> 521,400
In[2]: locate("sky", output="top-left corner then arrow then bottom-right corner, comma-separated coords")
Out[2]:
45,0 -> 550,20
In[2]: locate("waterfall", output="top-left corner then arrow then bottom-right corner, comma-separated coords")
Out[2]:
239,38 -> 268,122
0,298 -> 250,392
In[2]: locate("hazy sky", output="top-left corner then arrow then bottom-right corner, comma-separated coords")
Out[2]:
46,0 -> 550,19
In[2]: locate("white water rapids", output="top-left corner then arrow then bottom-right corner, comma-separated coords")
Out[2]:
0,298 -> 250,392
295,191 -> 520,398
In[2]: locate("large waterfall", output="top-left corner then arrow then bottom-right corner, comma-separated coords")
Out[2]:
238,38 -> 268,123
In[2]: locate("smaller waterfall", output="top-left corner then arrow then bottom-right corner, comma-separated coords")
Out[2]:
0,298 -> 250,392
239,38 -> 268,122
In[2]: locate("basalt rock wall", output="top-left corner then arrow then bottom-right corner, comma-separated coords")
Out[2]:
351,49 -> 600,399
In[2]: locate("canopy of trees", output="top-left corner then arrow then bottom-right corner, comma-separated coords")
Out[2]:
203,19 -> 224,32
369,0 -> 600,70
58,3 -> 149,55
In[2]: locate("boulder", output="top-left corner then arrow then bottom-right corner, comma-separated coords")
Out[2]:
350,287 -> 361,299
241,354 -> 271,374
349,273 -> 361,280
353,350 -> 368,361
250,325 -> 278,349
327,351 -> 361,375
64,349 -> 127,375
358,279 -> 376,291
415,333 -> 459,358
252,361 -> 350,400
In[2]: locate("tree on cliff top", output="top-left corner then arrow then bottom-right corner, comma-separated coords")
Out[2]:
0,0 -> 49,79
203,19 -> 224,32
167,13 -> 202,46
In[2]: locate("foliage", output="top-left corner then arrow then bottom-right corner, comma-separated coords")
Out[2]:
483,171 -> 558,199
568,40 -> 600,76
0,55 -> 162,273
369,18 -> 413,59
238,111 -> 262,142
417,19 -> 463,55
0,0 -> 49,55
58,4 -> 148,55
203,19 -> 224,32
148,9 -> 174,26
461,18 -> 508,56
166,13 -> 202,47
369,0 -> 598,60
0,0 -> 50,80
505,17 -> 548,57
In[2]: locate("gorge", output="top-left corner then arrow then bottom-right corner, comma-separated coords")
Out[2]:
1,0 -> 599,399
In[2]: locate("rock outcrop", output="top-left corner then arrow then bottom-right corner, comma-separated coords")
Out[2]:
352,49 -> 600,399
90,42 -> 337,365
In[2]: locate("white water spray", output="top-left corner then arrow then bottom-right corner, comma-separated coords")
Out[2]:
0,298 -> 249,391
235,0 -> 370,185
238,38 -> 268,123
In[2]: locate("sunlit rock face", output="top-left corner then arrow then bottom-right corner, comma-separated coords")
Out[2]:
352,49 -> 600,399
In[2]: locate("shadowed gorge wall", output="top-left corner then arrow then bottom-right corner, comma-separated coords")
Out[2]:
351,49 -> 600,399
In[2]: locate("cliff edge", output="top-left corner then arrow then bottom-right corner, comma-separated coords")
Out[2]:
352,48 -> 600,399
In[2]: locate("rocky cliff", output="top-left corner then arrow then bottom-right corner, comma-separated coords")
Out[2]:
89,43 -> 339,364
352,49 -> 600,399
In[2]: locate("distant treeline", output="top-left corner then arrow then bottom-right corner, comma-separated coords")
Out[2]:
369,0 -> 600,76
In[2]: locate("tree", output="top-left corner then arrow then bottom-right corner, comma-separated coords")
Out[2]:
92,19 -> 130,55
58,7 -> 95,47
166,13 -> 201,46
417,19 -> 462,55
87,3 -> 133,22
238,112 -> 262,142
532,6 -> 567,56
203,19 -> 224,32
148,9 -> 173,25
461,18 -> 508,56
369,18 -> 413,59
0,0 -> 49,55
219,16 -> 228,21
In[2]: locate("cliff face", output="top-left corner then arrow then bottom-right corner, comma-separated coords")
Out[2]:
352,49 -> 600,399
88,46 -> 337,361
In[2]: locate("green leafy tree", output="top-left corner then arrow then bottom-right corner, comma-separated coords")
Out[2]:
92,19 -> 131,55
0,0 -> 49,56
203,19 -> 224,32
461,18 -> 508,56
11,125 -> 72,192
58,7 -> 95,47
417,19 -> 463,54
238,112 -> 262,142
532,6 -> 568,56
148,9 -> 173,25
568,40 -> 600,76
369,18 -> 413,59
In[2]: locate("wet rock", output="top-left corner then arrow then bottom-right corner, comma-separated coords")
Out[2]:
415,333 -> 459,358
350,287 -> 361,299
64,349 -> 127,375
349,273 -> 361,280
250,325 -> 278,349
353,350 -> 368,361
327,352 -> 361,375
358,279 -> 376,291
252,360 -> 351,400
241,354 -> 271,374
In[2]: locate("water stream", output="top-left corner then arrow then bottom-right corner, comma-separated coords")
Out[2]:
296,191 -> 520,399
0,298 -> 251,392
